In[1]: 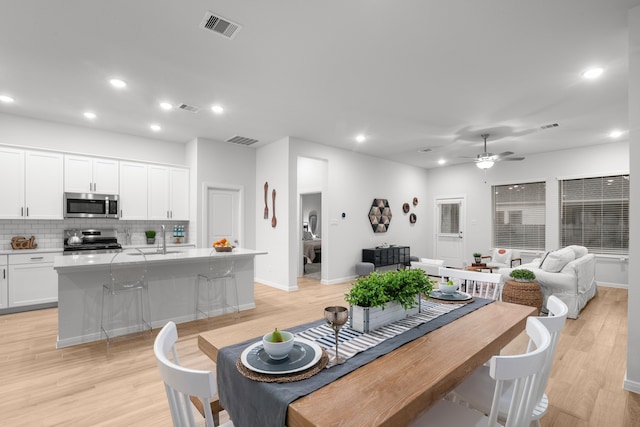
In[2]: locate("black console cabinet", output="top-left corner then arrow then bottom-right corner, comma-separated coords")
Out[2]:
362,246 -> 410,268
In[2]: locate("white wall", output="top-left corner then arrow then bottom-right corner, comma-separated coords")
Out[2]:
0,113 -> 185,165
192,137 -> 256,250
288,138 -> 431,285
255,137 -> 291,289
625,4 -> 640,394
426,141 -> 630,287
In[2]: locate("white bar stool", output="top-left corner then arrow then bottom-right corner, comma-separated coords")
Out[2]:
100,248 -> 152,345
196,249 -> 238,320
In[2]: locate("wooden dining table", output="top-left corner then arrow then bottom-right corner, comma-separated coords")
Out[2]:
198,301 -> 536,427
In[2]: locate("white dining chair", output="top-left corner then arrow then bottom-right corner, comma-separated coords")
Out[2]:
449,296 -> 569,426
154,321 -> 234,427
439,267 -> 502,300
410,316 -> 551,427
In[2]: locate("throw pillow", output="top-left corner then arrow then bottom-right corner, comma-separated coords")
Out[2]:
492,248 -> 512,265
302,231 -> 313,240
540,247 -> 575,273
568,245 -> 588,258
537,251 -> 550,268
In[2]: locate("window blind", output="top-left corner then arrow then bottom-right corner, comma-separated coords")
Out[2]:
559,175 -> 629,255
492,182 -> 545,250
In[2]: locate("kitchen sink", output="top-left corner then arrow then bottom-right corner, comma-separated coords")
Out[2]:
127,250 -> 184,256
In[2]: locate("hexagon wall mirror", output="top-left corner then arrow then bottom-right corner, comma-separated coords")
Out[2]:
368,198 -> 392,232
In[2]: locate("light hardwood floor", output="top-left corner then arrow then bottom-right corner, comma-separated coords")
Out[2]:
0,279 -> 638,426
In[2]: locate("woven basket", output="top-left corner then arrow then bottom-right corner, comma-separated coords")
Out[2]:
502,280 -> 542,313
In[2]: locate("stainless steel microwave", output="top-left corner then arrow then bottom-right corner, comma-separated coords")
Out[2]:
63,192 -> 119,219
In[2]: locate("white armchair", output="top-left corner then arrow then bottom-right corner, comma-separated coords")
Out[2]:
482,248 -> 522,268
499,245 -> 597,319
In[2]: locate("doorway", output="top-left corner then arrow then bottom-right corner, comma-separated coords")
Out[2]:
202,184 -> 243,248
435,196 -> 466,268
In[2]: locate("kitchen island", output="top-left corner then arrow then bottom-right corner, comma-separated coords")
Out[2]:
53,247 -> 266,348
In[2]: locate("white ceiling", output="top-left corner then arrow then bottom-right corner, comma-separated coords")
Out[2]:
0,0 -> 637,168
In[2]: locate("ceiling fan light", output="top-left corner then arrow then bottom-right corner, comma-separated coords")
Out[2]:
476,160 -> 494,169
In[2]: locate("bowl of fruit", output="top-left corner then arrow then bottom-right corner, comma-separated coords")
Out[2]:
213,238 -> 233,252
262,328 -> 294,360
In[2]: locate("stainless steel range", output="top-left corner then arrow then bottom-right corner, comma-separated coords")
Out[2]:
63,228 -> 122,255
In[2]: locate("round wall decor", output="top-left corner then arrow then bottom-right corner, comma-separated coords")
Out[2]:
409,213 -> 417,224
402,203 -> 410,213
413,197 -> 419,206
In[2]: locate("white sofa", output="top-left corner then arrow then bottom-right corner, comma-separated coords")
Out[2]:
410,258 -> 445,277
498,245 -> 597,319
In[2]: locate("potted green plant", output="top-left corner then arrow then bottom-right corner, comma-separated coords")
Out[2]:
145,230 -> 156,244
473,252 -> 483,264
510,268 -> 536,283
344,269 -> 434,332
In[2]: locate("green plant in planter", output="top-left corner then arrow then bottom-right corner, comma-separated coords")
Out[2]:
344,269 -> 434,310
510,268 -> 536,282
473,252 -> 482,263
145,230 -> 156,239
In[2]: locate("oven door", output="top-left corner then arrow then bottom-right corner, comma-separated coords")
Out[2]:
64,193 -> 119,219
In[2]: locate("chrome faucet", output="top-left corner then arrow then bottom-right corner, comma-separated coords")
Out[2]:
159,224 -> 167,254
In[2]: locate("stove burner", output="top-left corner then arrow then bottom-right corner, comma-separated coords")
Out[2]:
63,228 -> 122,254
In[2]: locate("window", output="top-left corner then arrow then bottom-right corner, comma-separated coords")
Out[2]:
559,174 -> 629,255
492,182 -> 546,250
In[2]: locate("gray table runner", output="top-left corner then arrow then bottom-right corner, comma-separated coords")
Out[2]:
216,298 -> 493,427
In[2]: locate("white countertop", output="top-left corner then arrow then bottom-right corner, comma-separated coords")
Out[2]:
0,243 -> 192,256
53,247 -> 267,271
0,247 -> 63,255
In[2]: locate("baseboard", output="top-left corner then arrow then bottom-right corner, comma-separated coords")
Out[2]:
624,372 -> 640,394
255,278 -> 298,291
597,282 -> 628,289
323,275 -> 357,285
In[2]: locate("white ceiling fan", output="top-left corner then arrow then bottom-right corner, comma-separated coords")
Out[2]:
472,133 -> 525,169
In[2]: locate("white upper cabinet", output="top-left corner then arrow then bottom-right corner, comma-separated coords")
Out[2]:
0,147 -> 25,219
119,161 -> 148,220
148,165 -> 189,221
64,155 -> 119,194
0,147 -> 63,220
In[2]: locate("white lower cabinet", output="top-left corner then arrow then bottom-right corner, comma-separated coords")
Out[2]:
0,256 -> 7,309
8,252 -> 60,307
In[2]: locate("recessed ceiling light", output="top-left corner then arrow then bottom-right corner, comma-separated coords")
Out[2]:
0,95 -> 15,103
150,124 -> 161,132
582,67 -> 604,79
109,78 -> 127,88
159,102 -> 173,110
609,130 -> 623,138
438,159 -> 446,165
83,112 -> 96,119
211,105 -> 224,114
356,134 -> 366,143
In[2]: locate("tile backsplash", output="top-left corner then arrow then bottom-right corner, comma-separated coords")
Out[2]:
0,219 -> 189,250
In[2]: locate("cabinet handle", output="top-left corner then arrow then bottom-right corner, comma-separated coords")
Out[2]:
21,207 -> 24,217
167,210 -> 170,219
3,269 -> 5,279
26,207 -> 29,217
30,256 -> 44,260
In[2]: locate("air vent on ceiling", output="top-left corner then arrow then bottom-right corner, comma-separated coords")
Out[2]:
419,148 -> 433,153
540,123 -> 559,130
177,103 -> 200,113
200,11 -> 242,39
227,136 -> 259,146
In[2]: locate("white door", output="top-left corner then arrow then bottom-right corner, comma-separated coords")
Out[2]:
169,167 -> 189,220
0,147 -> 25,219
119,162 -> 148,220
206,188 -> 240,248
435,197 -> 465,268
24,150 -> 64,219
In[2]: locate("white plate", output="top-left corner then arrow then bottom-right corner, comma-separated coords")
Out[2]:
240,337 -> 323,375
